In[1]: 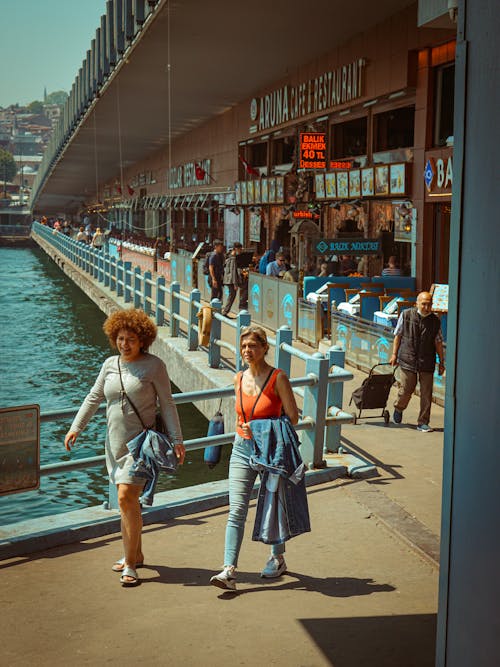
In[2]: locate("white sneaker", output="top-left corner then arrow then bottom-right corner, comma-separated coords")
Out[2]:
260,556 -> 287,578
210,566 -> 237,591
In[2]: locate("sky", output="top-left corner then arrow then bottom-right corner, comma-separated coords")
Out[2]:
0,0 -> 107,107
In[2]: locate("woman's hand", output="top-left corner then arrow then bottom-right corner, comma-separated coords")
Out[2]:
175,443 -> 186,465
240,422 -> 253,439
64,431 -> 78,451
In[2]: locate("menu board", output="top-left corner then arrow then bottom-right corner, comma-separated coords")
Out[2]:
431,283 -> 449,312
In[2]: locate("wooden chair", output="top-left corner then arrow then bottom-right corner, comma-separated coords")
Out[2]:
361,282 -> 384,292
385,287 -> 415,296
396,298 -> 417,316
379,295 -> 394,311
344,288 -> 359,303
327,283 -> 351,307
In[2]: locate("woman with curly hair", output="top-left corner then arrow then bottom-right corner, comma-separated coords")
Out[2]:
64,308 -> 184,586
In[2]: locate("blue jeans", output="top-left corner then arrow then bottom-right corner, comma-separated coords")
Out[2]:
224,435 -> 285,567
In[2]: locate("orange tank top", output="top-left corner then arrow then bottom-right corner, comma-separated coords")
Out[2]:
236,368 -> 283,438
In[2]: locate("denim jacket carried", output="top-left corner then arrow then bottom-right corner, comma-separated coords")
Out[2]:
249,416 -> 311,545
126,429 -> 177,506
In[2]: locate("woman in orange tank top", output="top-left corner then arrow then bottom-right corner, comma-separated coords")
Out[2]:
210,325 -> 298,591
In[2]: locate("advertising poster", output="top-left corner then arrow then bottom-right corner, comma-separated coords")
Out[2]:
375,165 -> 389,196
325,172 -> 337,198
361,167 -> 374,196
315,174 -> 326,199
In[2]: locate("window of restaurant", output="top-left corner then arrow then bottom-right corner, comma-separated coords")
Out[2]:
433,203 -> 451,283
242,141 -> 268,177
271,135 -> 295,167
434,64 -> 455,147
373,106 -> 415,151
330,116 -> 368,159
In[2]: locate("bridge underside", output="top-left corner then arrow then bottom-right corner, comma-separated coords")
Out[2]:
36,0 -> 415,213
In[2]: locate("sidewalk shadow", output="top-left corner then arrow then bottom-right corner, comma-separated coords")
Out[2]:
299,612 -> 436,666
209,571 -> 396,600
340,435 -> 404,482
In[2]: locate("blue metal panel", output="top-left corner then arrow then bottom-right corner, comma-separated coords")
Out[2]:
105,1 -> 115,63
113,0 -> 125,55
437,2 -> 500,665
100,15 -> 109,77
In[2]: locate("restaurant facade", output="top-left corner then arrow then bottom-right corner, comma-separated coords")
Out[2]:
103,3 -> 455,290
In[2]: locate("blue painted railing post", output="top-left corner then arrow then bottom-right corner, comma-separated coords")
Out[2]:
275,326 -> 293,374
103,254 -> 110,287
209,298 -> 222,368
97,251 -> 104,283
84,245 -> 90,274
301,352 -> 329,468
133,267 -> 141,308
188,288 -> 201,351
156,276 -> 166,326
116,260 -> 124,297
170,282 -> 180,336
92,248 -> 99,279
143,270 -> 152,315
109,257 -> 116,292
236,310 -> 251,371
106,481 -> 118,511
124,261 -> 132,303
325,346 -> 346,453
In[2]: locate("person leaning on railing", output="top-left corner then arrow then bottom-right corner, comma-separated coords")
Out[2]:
64,308 -> 185,587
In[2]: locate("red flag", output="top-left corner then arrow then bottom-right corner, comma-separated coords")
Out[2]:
195,163 -> 206,181
239,155 -> 260,177
127,184 -> 135,196
115,182 -> 122,195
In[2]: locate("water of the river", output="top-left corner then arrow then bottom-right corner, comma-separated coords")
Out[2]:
0,246 -> 230,526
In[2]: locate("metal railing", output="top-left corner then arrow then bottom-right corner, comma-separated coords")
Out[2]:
39,357 -> 353,510
31,222 -> 355,509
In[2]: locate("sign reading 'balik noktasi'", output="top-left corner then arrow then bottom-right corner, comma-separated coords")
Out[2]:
250,58 -> 366,132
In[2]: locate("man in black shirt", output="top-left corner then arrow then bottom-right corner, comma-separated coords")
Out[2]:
390,291 -> 445,432
208,239 -> 225,300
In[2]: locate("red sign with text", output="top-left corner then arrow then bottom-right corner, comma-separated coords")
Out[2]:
299,133 -> 327,169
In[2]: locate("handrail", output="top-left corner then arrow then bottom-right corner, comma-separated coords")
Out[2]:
31,223 -> 354,478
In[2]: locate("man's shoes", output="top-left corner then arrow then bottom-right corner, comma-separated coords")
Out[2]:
210,566 -> 237,590
393,409 -> 403,424
417,424 -> 433,433
260,556 -> 287,578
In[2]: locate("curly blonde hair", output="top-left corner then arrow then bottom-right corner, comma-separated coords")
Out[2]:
103,308 -> 157,350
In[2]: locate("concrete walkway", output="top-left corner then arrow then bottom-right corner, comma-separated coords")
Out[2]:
2,373 -> 443,667
6,233 -> 444,664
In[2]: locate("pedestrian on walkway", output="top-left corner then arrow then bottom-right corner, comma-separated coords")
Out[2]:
222,242 -> 245,317
91,227 -> 104,249
390,291 -> 445,432
64,308 -> 185,586
210,325 -> 299,591
208,239 -> 225,300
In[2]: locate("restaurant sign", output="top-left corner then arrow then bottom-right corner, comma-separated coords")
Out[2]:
314,238 -> 381,255
424,155 -> 453,195
299,133 -> 327,169
168,159 -> 212,189
250,58 -> 366,132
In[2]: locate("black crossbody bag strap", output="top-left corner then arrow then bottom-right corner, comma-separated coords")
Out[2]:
117,358 -> 147,430
239,368 -> 275,424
